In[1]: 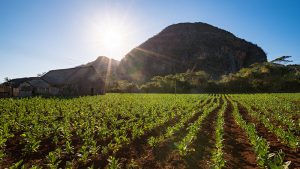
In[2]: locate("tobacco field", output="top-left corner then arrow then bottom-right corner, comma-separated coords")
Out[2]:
0,94 -> 299,168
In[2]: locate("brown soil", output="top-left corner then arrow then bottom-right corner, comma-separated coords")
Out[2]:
2,132 -> 25,167
223,98 -> 258,169
236,101 -> 300,169
2,132 -> 59,168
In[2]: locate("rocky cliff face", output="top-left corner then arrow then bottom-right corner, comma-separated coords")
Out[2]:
117,22 -> 267,82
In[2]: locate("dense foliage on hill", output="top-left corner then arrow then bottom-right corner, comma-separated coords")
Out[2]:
218,63 -> 300,92
109,62 -> 300,93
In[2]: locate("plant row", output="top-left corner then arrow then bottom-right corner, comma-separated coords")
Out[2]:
228,97 -> 291,168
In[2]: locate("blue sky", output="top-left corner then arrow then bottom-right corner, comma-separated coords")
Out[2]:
0,0 -> 299,82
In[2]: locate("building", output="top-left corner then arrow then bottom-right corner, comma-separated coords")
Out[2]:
0,77 -> 35,98
1,66 -> 105,98
42,66 -> 105,96
18,78 -> 59,97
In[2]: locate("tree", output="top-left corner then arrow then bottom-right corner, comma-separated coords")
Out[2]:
4,77 -> 10,82
271,56 -> 293,64
110,80 -> 139,93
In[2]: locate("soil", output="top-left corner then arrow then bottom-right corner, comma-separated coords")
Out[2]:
222,98 -> 258,169
2,132 -> 59,168
236,102 -> 300,169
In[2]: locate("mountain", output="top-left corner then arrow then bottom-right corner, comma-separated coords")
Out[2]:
83,56 -> 119,78
43,56 -> 119,84
40,56 -> 118,86
117,22 -> 267,82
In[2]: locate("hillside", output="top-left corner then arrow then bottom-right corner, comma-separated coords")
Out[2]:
83,56 -> 119,78
135,62 -> 300,93
32,56 -> 118,84
117,22 -> 267,82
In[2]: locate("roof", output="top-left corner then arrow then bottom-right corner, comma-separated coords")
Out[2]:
42,66 -> 102,86
7,77 -> 38,88
27,78 -> 50,88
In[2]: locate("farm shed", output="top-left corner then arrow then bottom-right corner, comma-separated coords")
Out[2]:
3,66 -> 105,97
4,77 -> 37,97
42,66 -> 105,96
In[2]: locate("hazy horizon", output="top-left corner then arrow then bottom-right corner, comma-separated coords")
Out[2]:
1,0 -> 300,83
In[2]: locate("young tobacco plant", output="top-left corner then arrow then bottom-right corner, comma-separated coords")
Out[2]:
21,133 -> 41,154
64,140 -> 74,155
9,160 -> 24,169
107,156 -> 121,169
211,97 -> 227,169
46,149 -> 62,169
228,97 -> 289,168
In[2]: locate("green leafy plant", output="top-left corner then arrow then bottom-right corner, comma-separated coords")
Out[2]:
211,97 -> 227,169
266,150 -> 291,169
64,140 -> 74,154
46,150 -> 61,169
21,133 -> 41,154
9,160 -> 24,169
228,97 -> 289,168
148,136 -> 159,147
126,159 -> 139,169
107,156 -> 121,169
0,93 -> 298,168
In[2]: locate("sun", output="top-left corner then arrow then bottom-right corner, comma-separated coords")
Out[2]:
87,12 -> 137,61
94,21 -> 132,60
100,24 -> 125,51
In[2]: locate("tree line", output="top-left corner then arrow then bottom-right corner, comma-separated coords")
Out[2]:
107,60 -> 300,93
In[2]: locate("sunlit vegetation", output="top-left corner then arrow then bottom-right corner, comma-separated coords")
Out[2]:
109,62 -> 300,93
0,93 -> 299,168
211,96 -> 227,169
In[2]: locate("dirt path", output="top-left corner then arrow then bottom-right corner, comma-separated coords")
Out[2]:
223,98 -> 258,169
236,102 -> 300,169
